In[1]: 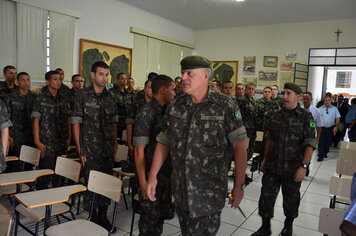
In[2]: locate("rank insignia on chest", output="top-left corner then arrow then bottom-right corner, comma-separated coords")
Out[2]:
235,110 -> 242,120
309,121 -> 316,128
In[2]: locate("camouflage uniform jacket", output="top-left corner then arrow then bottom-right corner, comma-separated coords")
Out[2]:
272,97 -> 283,108
133,97 -> 171,184
126,90 -> 146,125
42,83 -> 71,97
255,98 -> 280,131
68,88 -> 77,111
110,85 -> 129,125
237,95 -> 256,131
0,100 -> 13,172
264,105 -> 316,175
5,90 -> 36,145
31,89 -> 71,147
0,81 -> 18,101
71,85 -> 118,158
156,89 -> 247,217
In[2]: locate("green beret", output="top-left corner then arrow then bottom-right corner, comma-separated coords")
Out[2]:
181,55 -> 211,70
284,82 -> 303,94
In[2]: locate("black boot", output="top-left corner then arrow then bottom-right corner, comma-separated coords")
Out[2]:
98,205 -> 117,233
279,218 -> 293,236
251,218 -> 271,236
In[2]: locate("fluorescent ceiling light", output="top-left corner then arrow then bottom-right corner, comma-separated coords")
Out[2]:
236,0 -> 245,2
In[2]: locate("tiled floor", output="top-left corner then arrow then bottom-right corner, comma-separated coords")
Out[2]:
10,146 -> 343,235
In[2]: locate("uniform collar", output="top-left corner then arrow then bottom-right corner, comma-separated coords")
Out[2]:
89,85 -> 108,96
183,88 -> 219,107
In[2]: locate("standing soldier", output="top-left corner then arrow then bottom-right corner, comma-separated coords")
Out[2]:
134,75 -> 175,235
235,83 -> 244,99
71,61 -> 118,232
253,83 -> 316,236
5,72 -> 36,171
0,65 -> 18,101
69,74 -> 84,109
271,85 -> 283,108
111,72 -> 129,142
147,56 -> 247,236
127,77 -> 138,95
32,71 -> 71,189
0,99 -> 12,173
255,86 -> 279,132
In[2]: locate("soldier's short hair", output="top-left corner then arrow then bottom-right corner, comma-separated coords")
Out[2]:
91,61 -> 109,73
223,81 -> 233,86
128,77 -> 134,82
272,85 -> 278,89
151,74 -> 174,95
263,86 -> 272,91
17,72 -> 29,80
236,83 -> 243,88
55,68 -> 63,72
245,83 -> 255,88
3,65 -> 16,74
148,72 -> 158,81
71,74 -> 81,81
45,70 -> 60,81
303,91 -> 313,98
144,80 -> 150,88
211,79 -> 220,87
117,72 -> 126,79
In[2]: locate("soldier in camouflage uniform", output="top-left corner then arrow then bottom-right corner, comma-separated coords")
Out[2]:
5,72 -> 36,172
127,78 -> 138,96
0,99 -> 12,173
255,86 -> 280,132
69,74 -> 84,110
235,83 -> 244,99
252,83 -> 316,236
237,83 -> 256,161
41,68 -> 71,99
32,71 -> 71,189
271,85 -> 283,108
71,61 -> 118,232
0,65 -> 18,101
110,72 -> 129,142
146,56 -> 247,236
134,75 -> 175,236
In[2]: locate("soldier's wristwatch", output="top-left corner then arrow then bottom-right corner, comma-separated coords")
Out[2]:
300,163 -> 308,169
234,184 -> 245,190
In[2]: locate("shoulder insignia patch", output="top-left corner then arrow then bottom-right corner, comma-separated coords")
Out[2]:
235,110 -> 242,120
309,121 -> 316,128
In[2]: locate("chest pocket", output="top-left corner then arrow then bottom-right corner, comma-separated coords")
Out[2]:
41,102 -> 56,115
200,115 -> 225,147
84,102 -> 100,120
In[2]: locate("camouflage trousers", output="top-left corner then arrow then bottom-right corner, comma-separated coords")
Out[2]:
246,128 -> 256,161
258,172 -> 301,219
83,156 -> 113,211
138,182 -> 172,236
36,145 -> 63,190
176,208 -> 221,236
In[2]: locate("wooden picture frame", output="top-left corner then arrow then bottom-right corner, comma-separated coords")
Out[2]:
263,56 -> 278,67
79,38 -> 132,87
211,61 -> 239,94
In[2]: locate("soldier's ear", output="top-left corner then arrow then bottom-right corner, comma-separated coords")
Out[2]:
91,72 -> 95,80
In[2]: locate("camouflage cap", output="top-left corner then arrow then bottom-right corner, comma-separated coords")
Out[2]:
181,55 -> 211,70
284,82 -> 303,94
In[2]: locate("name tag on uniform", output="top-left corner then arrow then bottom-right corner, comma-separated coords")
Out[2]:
40,103 -> 55,108
201,115 -> 224,121
170,111 -> 187,119
85,102 -> 100,109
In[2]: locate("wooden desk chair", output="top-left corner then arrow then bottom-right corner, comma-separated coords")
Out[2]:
113,167 -> 135,210
0,204 -> 12,236
318,207 -> 345,236
340,141 -> 356,150
45,170 -> 123,236
0,146 -> 41,199
329,176 -> 352,208
338,148 -> 356,161
15,156 -> 81,235
115,144 -> 129,163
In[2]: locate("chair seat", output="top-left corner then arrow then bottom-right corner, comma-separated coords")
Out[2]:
16,203 -> 70,222
0,184 -> 30,196
45,219 -> 108,236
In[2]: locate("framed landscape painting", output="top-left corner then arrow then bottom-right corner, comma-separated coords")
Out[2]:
264,56 -> 278,67
79,39 -> 132,87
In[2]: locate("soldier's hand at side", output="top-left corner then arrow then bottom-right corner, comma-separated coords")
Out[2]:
128,145 -> 134,158
333,127 -> 338,134
229,187 -> 244,208
140,181 -> 148,199
36,142 -> 46,158
294,167 -> 306,182
146,177 -> 157,202
260,159 -> 266,172
80,155 -> 87,167
9,137 -> 14,148
65,138 -> 71,153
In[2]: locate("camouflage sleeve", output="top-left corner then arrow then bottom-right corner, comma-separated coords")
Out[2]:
156,104 -> 172,146
133,106 -> 153,146
107,92 -> 118,124
225,99 -> 247,144
31,95 -> 42,119
126,99 -> 136,125
0,100 -> 12,130
264,111 -> 274,141
71,90 -> 83,124
303,111 -> 317,149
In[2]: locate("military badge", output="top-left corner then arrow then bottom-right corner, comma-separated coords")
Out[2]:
309,121 -> 316,128
235,110 -> 242,120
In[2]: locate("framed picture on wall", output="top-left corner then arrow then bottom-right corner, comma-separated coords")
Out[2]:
79,38 -> 132,87
263,56 -> 278,67
211,61 -> 239,93
258,70 -> 278,86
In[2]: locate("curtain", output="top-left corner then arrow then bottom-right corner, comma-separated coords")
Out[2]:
17,3 -> 48,81
49,11 -> 75,82
0,0 -> 16,72
132,34 -> 148,85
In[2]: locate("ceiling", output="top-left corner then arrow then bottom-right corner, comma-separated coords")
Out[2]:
118,0 -> 356,30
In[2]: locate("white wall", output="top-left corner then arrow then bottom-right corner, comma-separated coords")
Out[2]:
326,68 -> 356,96
194,19 -> 356,92
41,0 -> 194,81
